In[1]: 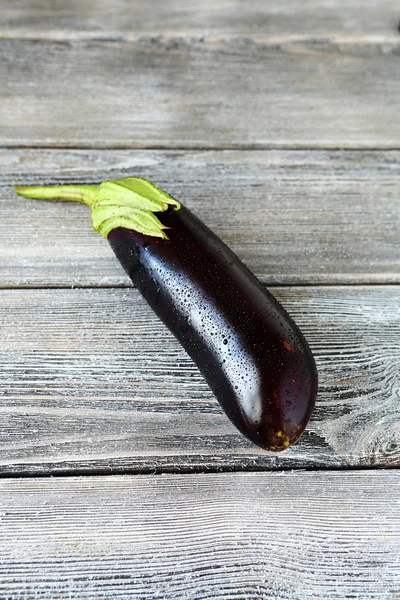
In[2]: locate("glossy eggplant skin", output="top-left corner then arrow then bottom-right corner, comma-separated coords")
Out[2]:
108,205 -> 317,451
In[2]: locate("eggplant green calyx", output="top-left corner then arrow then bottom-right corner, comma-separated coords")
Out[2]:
14,177 -> 181,239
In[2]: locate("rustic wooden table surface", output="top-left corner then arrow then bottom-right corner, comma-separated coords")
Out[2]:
1,2 -> 400,598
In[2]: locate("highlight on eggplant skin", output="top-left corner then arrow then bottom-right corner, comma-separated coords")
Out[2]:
14,178 -> 318,451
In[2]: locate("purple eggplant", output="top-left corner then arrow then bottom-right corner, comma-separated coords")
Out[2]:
15,178 -> 317,451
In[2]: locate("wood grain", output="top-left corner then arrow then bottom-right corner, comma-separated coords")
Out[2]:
3,149 -> 400,286
1,471 -> 399,599
1,37 -> 400,149
1,286 -> 399,474
1,2 -> 398,597
2,0 -> 399,37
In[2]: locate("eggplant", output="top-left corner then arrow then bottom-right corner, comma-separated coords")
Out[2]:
14,178 -> 317,451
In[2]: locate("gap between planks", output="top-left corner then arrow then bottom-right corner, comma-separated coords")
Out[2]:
5,143 -> 400,151
1,31 -> 400,43
1,282 -> 399,291
0,463 -> 398,480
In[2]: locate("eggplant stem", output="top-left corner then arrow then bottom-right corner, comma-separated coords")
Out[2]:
14,178 -> 181,239
14,184 -> 98,205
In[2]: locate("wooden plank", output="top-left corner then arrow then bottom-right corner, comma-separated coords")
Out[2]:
2,0 -> 399,37
1,286 -> 399,474
4,149 -> 400,286
0,471 -> 399,599
1,38 -> 400,149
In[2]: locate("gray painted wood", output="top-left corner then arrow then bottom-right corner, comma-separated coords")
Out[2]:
4,149 -> 400,286
1,1 -> 398,597
2,0 -> 399,36
1,37 -> 400,149
1,471 -> 399,599
1,286 -> 399,474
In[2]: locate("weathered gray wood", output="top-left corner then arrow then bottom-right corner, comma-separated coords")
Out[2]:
1,38 -> 400,149
1,286 -> 399,474
3,149 -> 400,286
0,471 -> 399,599
2,0 -> 399,36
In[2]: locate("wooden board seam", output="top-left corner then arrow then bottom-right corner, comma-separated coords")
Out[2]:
4,142 -> 400,151
1,282 -> 399,290
0,463 -> 399,480
1,31 -> 400,43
